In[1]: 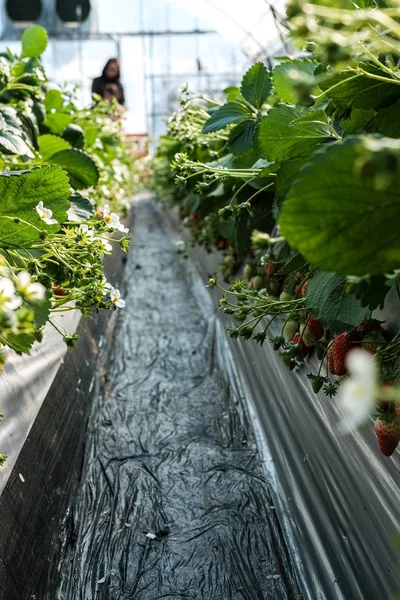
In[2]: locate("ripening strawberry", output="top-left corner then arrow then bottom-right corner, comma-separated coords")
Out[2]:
293,332 -> 311,360
331,331 -> 359,376
374,417 -> 400,457
266,261 -> 278,276
327,346 -> 336,375
300,280 -> 309,297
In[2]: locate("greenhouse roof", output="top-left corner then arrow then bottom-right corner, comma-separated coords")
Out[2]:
166,0 -> 287,59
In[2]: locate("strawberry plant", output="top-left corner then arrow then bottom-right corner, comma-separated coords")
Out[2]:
152,0 -> 400,456
0,26 -> 136,462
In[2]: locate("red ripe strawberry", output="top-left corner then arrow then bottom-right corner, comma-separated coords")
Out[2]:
374,418 -> 400,457
52,285 -> 67,297
306,317 -> 324,341
293,332 -> 311,360
266,261 -> 278,276
327,347 -> 336,375
331,332 -> 358,376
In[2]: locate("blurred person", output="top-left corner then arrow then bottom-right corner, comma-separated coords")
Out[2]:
92,58 -> 125,105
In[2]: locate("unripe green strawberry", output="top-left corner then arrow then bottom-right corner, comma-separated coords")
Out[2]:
244,264 -> 254,281
361,332 -> 385,354
282,319 -> 299,342
251,276 -> 264,290
279,290 -> 294,302
266,277 -> 280,297
223,255 -> 235,269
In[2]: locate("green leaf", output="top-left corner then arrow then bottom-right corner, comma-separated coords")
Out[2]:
49,149 -> 99,190
224,86 -> 241,101
202,102 -> 252,134
30,296 -> 51,329
305,272 -> 368,333
21,25 -> 48,58
277,252 -> 307,275
275,157 -> 308,202
19,110 -> 39,150
319,67 -> 400,110
228,119 -> 257,155
0,166 -> 70,246
0,131 -> 32,157
0,106 -> 21,133
67,192 -> 95,221
240,62 -> 272,109
0,331 -> 35,353
272,58 -> 319,105
377,99 -> 400,138
44,89 -> 64,111
254,105 -> 335,162
340,108 -> 376,135
39,134 -> 71,160
63,124 -> 84,149
279,136 -> 400,276
44,112 -> 72,135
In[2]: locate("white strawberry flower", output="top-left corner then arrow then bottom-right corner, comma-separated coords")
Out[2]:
0,277 -> 22,311
76,224 -> 95,242
337,349 -> 377,433
15,271 -> 45,301
35,201 -> 58,225
98,238 -> 113,254
109,286 -> 125,308
102,205 -> 129,233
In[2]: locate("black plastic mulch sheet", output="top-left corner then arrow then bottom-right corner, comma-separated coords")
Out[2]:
53,196 -> 300,600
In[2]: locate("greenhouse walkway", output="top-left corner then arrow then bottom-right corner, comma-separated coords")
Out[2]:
54,195 -> 300,600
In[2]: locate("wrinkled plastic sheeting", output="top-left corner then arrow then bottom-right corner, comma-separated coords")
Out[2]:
192,245 -> 400,600
0,309 -> 81,494
52,196 -> 300,600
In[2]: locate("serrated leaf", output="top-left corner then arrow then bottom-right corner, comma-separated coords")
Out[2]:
340,108 -> 376,135
254,105 -> 335,162
272,58 -> 319,104
0,106 -> 21,133
202,102 -> 252,134
305,272 -> 368,333
279,136 -> 400,276
0,331 -> 35,353
67,193 -> 95,222
0,166 -> 70,246
228,119 -> 257,155
49,148 -> 99,190
0,131 -> 33,157
21,26 -> 48,58
240,62 -> 272,109
39,134 -> 71,160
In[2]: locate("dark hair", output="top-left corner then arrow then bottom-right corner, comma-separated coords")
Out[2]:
102,58 -> 120,81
